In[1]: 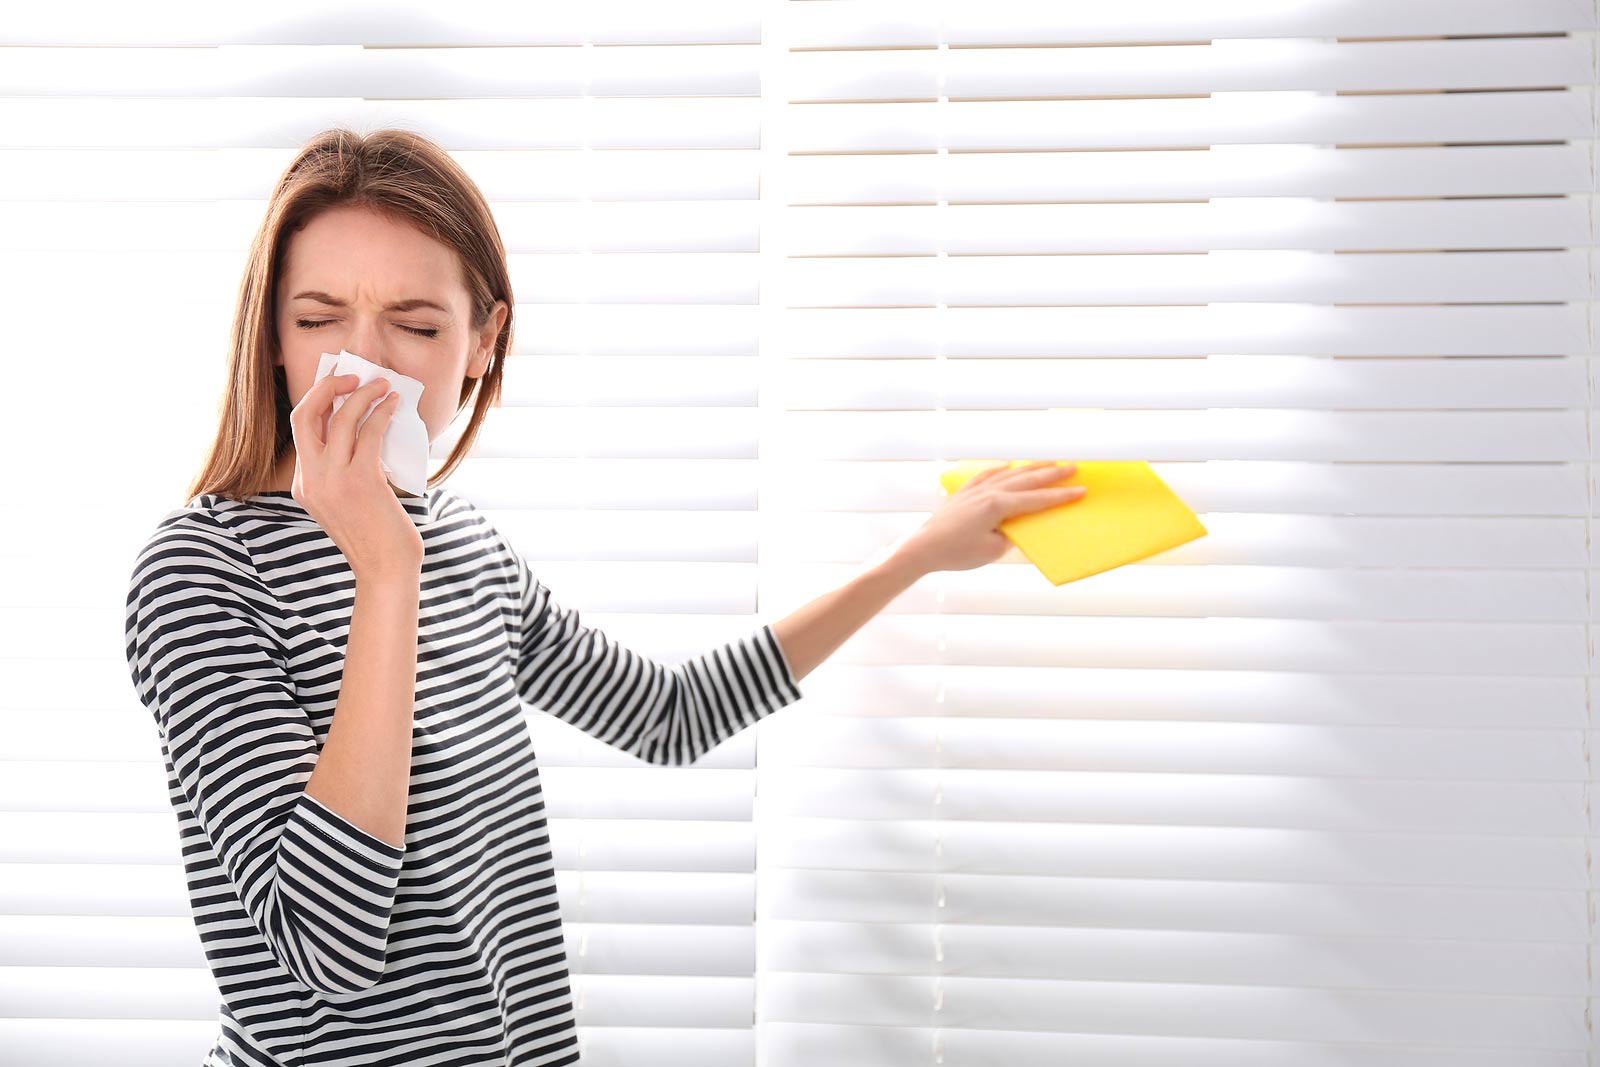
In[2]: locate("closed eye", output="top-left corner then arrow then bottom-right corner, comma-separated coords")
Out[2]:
295,318 -> 438,339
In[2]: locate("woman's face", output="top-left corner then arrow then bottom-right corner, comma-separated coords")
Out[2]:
272,203 -> 508,445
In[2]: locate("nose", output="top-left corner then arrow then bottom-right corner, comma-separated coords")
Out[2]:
342,318 -> 388,370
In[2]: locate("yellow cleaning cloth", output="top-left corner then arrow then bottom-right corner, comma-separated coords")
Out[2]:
939,459 -> 1208,585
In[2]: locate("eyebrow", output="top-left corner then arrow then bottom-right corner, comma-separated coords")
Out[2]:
292,290 -> 451,315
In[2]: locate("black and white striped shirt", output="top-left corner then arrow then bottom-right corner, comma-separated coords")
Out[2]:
123,486 -> 804,1066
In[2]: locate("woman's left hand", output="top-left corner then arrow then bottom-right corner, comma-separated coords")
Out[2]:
891,460 -> 1088,576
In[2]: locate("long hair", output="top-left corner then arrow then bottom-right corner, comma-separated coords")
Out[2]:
186,126 -> 514,503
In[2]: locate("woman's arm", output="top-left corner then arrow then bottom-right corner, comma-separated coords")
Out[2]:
503,546 -> 803,766
767,461 -> 1089,681
125,514 -> 409,996
304,572 -> 419,850
767,551 -> 926,686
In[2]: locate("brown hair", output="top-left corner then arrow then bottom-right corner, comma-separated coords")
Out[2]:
186,126 -> 514,503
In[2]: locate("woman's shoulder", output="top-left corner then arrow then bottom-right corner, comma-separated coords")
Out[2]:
432,485 -> 526,587
124,499 -> 270,622
434,484 -> 513,545
130,497 -> 254,573
122,503 -> 288,725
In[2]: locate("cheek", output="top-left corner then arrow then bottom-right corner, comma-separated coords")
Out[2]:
281,361 -> 319,409
413,380 -> 453,436
275,338 -> 329,409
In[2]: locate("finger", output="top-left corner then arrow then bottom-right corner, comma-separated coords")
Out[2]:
1020,461 -> 1077,486
957,462 -> 1012,493
290,373 -> 361,451
326,377 -> 395,463
1002,460 -> 1073,483
355,390 -> 402,464
1001,485 -> 1087,516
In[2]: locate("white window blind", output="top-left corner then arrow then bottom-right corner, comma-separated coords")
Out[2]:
751,2 -> 1600,1065
3,1 -> 1599,1065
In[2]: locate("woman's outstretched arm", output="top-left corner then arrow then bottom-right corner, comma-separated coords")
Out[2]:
766,550 -> 926,686
506,548 -> 803,766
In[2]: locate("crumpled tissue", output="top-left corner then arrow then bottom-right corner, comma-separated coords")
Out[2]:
311,349 -> 430,496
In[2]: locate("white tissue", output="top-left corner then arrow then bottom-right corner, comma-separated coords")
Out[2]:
311,349 -> 430,496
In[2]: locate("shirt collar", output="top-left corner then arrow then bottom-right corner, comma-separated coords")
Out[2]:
232,488 -> 438,528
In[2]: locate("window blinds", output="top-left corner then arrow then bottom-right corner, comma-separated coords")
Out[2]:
3,1 -> 1598,1065
751,2 -> 1600,1065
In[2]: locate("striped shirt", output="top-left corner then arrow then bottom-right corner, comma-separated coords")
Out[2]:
122,486 -> 804,1066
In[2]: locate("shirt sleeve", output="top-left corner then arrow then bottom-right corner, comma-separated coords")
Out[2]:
124,514 -> 407,996
503,542 -> 804,766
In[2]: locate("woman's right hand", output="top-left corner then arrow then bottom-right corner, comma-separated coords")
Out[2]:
288,373 -> 425,583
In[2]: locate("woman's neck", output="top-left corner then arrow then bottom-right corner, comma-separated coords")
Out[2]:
265,450 -> 295,493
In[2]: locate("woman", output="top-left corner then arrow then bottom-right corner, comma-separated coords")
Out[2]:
122,126 -> 1086,1066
